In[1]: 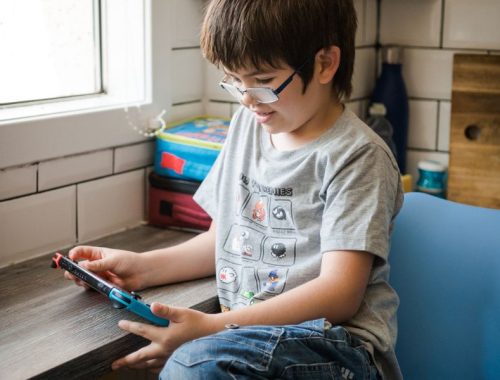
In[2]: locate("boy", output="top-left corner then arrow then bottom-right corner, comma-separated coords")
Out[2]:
67,0 -> 403,378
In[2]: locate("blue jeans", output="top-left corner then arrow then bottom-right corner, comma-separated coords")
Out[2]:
160,319 -> 379,380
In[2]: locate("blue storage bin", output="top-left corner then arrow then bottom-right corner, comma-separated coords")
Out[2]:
154,116 -> 230,181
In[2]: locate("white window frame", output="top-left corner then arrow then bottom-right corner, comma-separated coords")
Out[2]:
0,0 -> 165,170
0,0 -> 151,124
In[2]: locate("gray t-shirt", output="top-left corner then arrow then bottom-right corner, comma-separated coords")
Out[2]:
194,106 -> 404,379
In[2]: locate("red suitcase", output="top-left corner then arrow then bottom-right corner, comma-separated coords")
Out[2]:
148,172 -> 211,231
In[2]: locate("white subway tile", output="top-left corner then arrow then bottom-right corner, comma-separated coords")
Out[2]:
406,150 -> 449,190
114,142 -> 155,173
145,166 -> 153,221
0,165 -> 37,200
205,62 -> 233,102
380,0 -> 441,47
206,102 -> 233,119
171,49 -> 204,104
403,48 -> 455,100
352,48 -> 376,99
354,0 -> 365,46
167,102 -> 205,123
438,101 -> 451,152
77,170 -> 145,242
0,187 -> 76,267
347,100 -> 369,121
170,0 -> 203,48
444,0 -> 500,50
402,48 -> 487,100
364,0 -> 378,46
346,101 -> 363,118
408,100 -> 438,150
354,0 -> 378,46
38,150 -> 113,191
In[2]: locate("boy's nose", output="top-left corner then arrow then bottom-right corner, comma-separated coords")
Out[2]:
240,92 -> 258,107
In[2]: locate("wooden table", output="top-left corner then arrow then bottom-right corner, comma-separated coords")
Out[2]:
0,226 -> 218,380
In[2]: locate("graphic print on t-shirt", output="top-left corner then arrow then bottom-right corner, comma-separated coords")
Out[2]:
218,173 -> 299,308
241,193 -> 270,227
223,224 -> 265,261
217,258 -> 260,295
259,267 -> 289,294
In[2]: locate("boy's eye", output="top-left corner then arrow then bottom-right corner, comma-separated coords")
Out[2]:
256,78 -> 273,85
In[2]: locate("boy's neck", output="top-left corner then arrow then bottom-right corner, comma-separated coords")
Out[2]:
270,101 -> 344,152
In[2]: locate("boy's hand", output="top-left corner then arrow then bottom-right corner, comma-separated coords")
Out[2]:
65,246 -> 145,291
111,303 -> 219,372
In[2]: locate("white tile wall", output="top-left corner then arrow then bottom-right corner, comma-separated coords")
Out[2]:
407,100 -> 438,150
38,150 -> 113,191
205,63 -> 231,102
438,101 -> 451,152
379,0 -> 497,181
354,0 -> 365,46
145,166 -> 153,220
0,165 -> 37,200
170,0 -> 203,48
0,186 -> 76,267
402,48 -> 456,100
206,102 -> 233,119
114,141 -> 155,173
351,48 -> 377,100
354,0 -> 378,46
77,170 -> 145,242
443,0 -> 500,50
167,102 -> 205,123
346,100 -> 369,119
380,0 -> 442,47
364,0 -> 378,46
171,49 -> 204,104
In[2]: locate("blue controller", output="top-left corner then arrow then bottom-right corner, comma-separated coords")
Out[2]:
51,253 -> 169,327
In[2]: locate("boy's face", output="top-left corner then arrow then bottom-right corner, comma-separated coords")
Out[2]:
223,60 -> 336,138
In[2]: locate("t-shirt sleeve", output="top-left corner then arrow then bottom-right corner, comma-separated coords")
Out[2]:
320,142 -> 403,261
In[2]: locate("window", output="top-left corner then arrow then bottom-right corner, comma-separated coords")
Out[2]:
0,0 -> 101,105
0,0 -> 150,124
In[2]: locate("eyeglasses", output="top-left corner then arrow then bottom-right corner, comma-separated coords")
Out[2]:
219,60 -> 309,104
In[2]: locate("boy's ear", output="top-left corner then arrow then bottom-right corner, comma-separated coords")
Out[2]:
315,46 -> 341,84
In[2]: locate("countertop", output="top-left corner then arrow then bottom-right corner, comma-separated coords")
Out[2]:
0,226 -> 218,380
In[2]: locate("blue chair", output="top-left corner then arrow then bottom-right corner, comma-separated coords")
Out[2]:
389,192 -> 500,380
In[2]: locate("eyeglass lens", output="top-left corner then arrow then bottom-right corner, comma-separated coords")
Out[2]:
220,82 -> 278,104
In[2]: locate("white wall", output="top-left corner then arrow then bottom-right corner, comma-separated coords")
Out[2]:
379,0 -> 500,185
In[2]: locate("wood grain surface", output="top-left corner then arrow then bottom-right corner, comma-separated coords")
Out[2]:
0,226 -> 218,380
448,54 -> 500,208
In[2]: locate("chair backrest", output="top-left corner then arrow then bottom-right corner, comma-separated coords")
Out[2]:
389,193 -> 500,380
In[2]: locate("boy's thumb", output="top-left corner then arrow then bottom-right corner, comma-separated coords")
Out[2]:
151,302 -> 180,321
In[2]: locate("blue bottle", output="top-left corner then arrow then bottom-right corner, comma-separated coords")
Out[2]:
371,46 -> 409,173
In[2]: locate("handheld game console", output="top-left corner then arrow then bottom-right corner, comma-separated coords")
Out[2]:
51,253 -> 169,326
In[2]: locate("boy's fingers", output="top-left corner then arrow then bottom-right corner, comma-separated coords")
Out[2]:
118,320 -> 162,341
111,344 -> 161,370
68,246 -> 104,261
63,272 -> 90,289
81,258 -> 110,272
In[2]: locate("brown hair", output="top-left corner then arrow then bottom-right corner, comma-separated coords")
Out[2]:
200,0 -> 357,100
